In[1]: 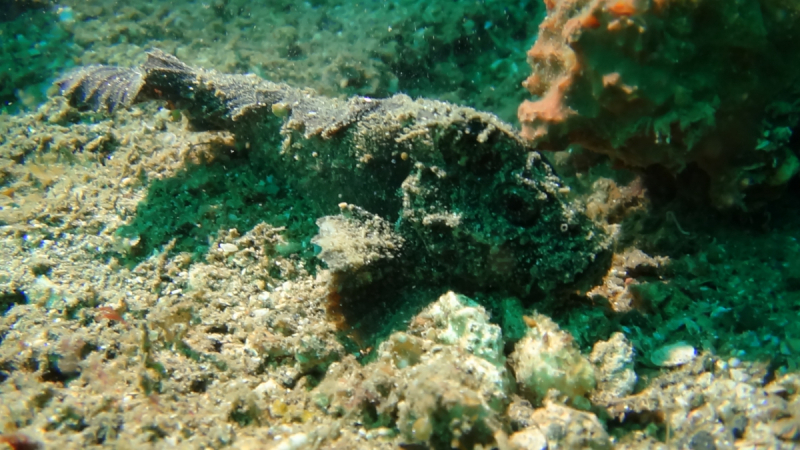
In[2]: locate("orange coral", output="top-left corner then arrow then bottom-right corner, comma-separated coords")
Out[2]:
518,0 -> 800,207
581,13 -> 601,28
519,87 -> 574,124
518,85 -> 576,140
607,0 -> 636,16
522,73 -> 547,96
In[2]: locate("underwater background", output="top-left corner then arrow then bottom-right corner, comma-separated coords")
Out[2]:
1,0 -> 800,448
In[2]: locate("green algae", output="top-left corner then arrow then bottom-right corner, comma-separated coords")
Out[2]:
115,149 -> 322,266
0,7 -> 79,112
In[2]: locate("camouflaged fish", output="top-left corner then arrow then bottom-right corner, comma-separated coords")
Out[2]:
57,49 -> 606,303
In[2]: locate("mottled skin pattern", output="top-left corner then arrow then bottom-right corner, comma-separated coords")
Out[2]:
59,49 -> 606,303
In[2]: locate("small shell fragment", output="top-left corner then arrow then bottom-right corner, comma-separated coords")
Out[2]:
219,243 -> 238,256
650,341 -> 696,367
271,102 -> 291,117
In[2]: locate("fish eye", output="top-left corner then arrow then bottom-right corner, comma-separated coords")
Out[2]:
503,191 -> 540,227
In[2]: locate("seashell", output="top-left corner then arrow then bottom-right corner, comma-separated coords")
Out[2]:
650,341 -> 696,367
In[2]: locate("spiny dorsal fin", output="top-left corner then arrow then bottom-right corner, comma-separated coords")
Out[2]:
56,65 -> 145,112
142,49 -> 194,75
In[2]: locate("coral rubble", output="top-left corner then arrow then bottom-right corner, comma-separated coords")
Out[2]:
314,292 -> 512,448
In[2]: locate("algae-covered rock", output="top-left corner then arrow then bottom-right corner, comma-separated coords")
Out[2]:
529,401 -> 611,450
382,292 -> 512,439
507,397 -> 611,450
406,291 -> 504,366
589,332 -> 637,404
314,291 -> 512,448
392,349 -> 508,446
510,313 -> 596,407
57,49 -> 607,299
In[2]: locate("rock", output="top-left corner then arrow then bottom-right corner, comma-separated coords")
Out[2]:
590,332 -> 636,403
530,401 -> 611,450
509,427 -> 548,450
510,313 -> 595,406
